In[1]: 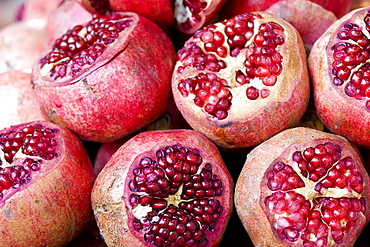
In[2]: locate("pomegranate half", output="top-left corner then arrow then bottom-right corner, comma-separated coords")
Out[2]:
171,12 -> 310,149
91,129 -> 233,247
235,127 -> 370,246
0,120 -> 96,246
32,12 -> 176,143
308,6 -> 370,149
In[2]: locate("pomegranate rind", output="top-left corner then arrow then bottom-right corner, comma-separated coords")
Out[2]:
0,120 -> 96,246
32,12 -> 176,143
110,0 -> 174,27
91,129 -> 233,247
308,7 -> 370,149
172,12 -> 310,149
235,127 -> 370,246
0,71 -> 45,129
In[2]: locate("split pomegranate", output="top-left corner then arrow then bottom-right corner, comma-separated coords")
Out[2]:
173,0 -> 227,34
32,12 -> 176,143
0,19 -> 47,74
308,7 -> 370,149
0,71 -> 45,130
0,120 -> 96,246
46,0 -> 93,46
235,127 -> 370,246
171,12 -> 310,149
91,129 -> 233,247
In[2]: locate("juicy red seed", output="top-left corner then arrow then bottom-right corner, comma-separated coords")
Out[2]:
40,13 -> 133,80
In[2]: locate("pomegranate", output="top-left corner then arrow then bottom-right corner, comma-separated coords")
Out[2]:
108,0 -> 174,27
0,19 -> 47,74
0,71 -> 45,130
308,7 -> 370,149
32,12 -> 176,143
46,0 -> 93,46
235,127 -> 370,246
91,129 -> 233,247
264,0 -> 337,49
16,0 -> 64,22
173,0 -> 227,34
171,12 -> 310,149
0,120 -> 96,246
220,0 -> 352,20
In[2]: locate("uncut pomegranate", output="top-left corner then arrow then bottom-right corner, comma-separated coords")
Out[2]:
219,0 -> 352,20
308,7 -> 370,149
264,0 -> 337,49
173,0 -> 227,34
0,19 -> 47,74
0,120 -> 96,246
108,0 -> 174,27
235,127 -> 370,246
0,71 -> 45,130
91,129 -> 233,247
171,12 -> 310,149
32,12 -> 176,143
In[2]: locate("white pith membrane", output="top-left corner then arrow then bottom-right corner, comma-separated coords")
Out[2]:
173,13 -> 294,123
174,0 -> 209,32
261,140 -> 366,246
0,123 -> 60,204
126,144 -> 225,246
329,10 -> 370,110
35,13 -> 135,85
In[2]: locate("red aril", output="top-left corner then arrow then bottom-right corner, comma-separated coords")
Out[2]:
0,120 -> 95,246
91,129 -> 233,246
0,71 -> 45,129
235,127 -> 370,246
308,7 -> 370,149
171,12 -> 310,149
32,12 -> 176,143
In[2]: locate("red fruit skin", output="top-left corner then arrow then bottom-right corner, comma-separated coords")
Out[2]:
235,127 -> 370,246
220,0 -> 352,19
109,0 -> 174,27
308,7 -> 370,149
172,12 -> 310,150
91,129 -> 234,247
265,0 -> 337,49
0,121 -> 96,246
0,71 -> 45,129
32,12 -> 176,143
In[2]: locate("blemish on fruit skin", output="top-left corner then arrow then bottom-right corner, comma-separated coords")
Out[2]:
220,122 -> 233,128
2,209 -> 12,219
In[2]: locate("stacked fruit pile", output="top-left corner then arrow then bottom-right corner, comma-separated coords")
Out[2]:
0,0 -> 369,246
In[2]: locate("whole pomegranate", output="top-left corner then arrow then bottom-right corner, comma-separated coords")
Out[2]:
16,0 -> 64,22
264,0 -> 337,49
108,0 -> 174,27
0,120 -> 96,246
91,129 -> 233,247
308,7 -> 370,149
32,12 -> 176,143
0,71 -> 45,130
235,127 -> 370,246
171,12 -> 310,149
220,0 -> 352,20
0,19 -> 47,74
